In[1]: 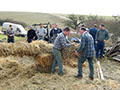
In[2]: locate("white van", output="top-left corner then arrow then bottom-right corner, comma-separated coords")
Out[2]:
2,22 -> 27,37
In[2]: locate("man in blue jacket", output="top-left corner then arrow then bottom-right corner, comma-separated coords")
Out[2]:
89,24 -> 98,50
50,23 -> 62,43
75,27 -> 95,80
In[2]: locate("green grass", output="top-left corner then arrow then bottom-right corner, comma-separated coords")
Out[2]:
0,34 -> 26,43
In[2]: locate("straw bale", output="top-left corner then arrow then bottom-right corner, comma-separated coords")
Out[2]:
35,53 -> 54,67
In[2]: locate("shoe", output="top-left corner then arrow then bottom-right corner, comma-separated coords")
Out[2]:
58,73 -> 64,76
74,75 -> 83,79
89,76 -> 94,80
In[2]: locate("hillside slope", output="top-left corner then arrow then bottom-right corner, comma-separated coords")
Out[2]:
0,12 -> 65,28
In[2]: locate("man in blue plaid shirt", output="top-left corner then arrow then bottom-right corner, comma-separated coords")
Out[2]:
75,27 -> 95,80
51,27 -> 75,76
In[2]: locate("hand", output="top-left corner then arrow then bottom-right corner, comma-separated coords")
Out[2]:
43,35 -> 46,38
96,41 -> 97,44
51,37 -> 53,39
75,51 -> 79,56
103,40 -> 106,42
9,35 -> 13,37
72,43 -> 75,46
33,37 -> 35,40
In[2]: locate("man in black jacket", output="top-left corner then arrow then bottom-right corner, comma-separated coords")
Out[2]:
27,26 -> 36,43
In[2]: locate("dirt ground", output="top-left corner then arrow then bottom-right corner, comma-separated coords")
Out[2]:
0,56 -> 120,90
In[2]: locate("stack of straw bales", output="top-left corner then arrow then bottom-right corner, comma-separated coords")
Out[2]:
0,40 -> 82,72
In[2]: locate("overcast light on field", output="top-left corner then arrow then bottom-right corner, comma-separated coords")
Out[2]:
0,0 -> 120,16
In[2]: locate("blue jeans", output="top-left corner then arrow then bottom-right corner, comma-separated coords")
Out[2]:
8,36 -> 14,43
51,48 -> 64,74
28,38 -> 32,43
38,36 -> 44,40
96,41 -> 105,58
78,56 -> 94,78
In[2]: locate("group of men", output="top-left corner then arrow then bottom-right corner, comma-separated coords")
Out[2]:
51,24 -> 109,80
6,23 -> 109,80
27,23 -> 62,43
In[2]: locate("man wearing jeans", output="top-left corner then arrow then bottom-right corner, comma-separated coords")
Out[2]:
89,24 -> 98,50
95,24 -> 109,59
75,27 -> 95,80
51,27 -> 75,76
7,25 -> 15,43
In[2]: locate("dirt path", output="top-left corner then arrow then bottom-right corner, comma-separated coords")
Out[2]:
0,56 -> 120,90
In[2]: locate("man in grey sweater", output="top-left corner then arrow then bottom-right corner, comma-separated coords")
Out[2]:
37,23 -> 46,40
95,24 -> 110,59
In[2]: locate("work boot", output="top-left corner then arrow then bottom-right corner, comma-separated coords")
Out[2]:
74,75 -> 83,79
58,73 -> 64,76
89,76 -> 94,80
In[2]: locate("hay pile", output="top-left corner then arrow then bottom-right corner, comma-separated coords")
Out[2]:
0,40 -> 82,72
0,41 -> 53,57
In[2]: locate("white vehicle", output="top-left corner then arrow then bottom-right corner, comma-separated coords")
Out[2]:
2,22 -> 27,37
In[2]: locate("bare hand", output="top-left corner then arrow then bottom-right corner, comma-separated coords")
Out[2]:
72,43 -> 75,46
75,51 -> 79,56
96,41 -> 97,44
9,35 -> 13,37
103,40 -> 106,42
43,35 -> 46,38
33,37 -> 35,40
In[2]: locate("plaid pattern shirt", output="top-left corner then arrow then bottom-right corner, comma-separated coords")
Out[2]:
53,32 -> 72,50
77,32 -> 95,57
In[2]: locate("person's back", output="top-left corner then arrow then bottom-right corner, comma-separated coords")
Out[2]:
82,32 -> 95,57
89,27 -> 98,40
89,24 -> 98,41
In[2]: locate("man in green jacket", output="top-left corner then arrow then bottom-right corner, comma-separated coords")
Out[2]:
95,24 -> 110,59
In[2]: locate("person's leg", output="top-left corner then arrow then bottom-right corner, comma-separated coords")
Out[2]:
100,42 -> 105,58
8,37 -> 11,43
51,49 -> 58,73
88,57 -> 94,78
38,36 -> 41,40
28,39 -> 32,43
78,57 -> 86,76
56,51 -> 64,74
12,37 -> 14,43
38,36 -> 44,40
96,41 -> 100,58
51,59 -> 57,73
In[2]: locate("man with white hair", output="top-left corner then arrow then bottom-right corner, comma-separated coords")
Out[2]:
50,23 -> 62,43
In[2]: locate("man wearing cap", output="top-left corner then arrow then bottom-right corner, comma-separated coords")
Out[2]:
95,24 -> 109,59
51,27 -> 75,76
27,26 -> 36,43
50,23 -> 62,43
89,24 -> 98,50
37,23 -> 46,40
75,27 -> 95,80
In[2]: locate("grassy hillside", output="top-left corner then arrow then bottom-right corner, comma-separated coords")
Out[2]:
0,12 -> 66,29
